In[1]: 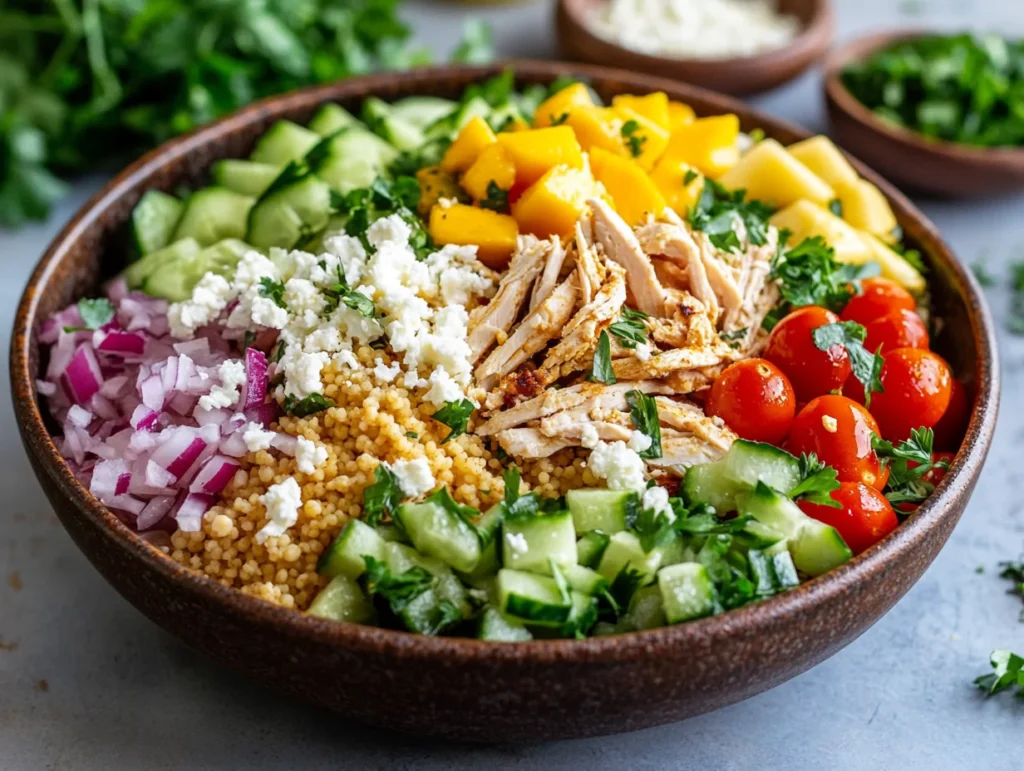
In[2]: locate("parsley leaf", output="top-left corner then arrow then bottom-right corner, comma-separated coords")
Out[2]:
362,555 -> 462,635
720,327 -> 748,348
478,180 -> 509,213
281,392 -> 334,417
423,486 -> 479,525
688,179 -> 775,253
873,427 -> 947,506
258,277 -> 287,309
78,298 -> 116,330
811,322 -> 885,406
828,198 -> 843,217
771,236 -> 880,312
625,390 -> 662,460
550,112 -> 570,126
333,176 -> 432,260
620,119 -> 646,158
363,556 -> 433,603
589,330 -> 616,384
788,453 -> 842,507
974,649 -> 1024,697
362,464 -> 403,526
321,266 -> 376,319
608,307 -> 648,349
698,534 -> 755,610
432,398 -> 475,444
449,20 -> 495,65
683,169 -> 699,186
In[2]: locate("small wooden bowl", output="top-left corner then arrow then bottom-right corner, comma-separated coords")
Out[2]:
556,0 -> 834,95
825,30 -> 1024,197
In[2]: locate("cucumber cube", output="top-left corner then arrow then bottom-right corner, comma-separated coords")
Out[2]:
502,510 -> 577,575
658,563 -> 717,624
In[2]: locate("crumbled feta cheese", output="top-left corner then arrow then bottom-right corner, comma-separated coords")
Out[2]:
248,296 -> 290,329
168,273 -> 232,338
388,457 -> 435,498
373,358 -> 402,384
295,436 -> 328,474
642,485 -> 675,523
67,404 -> 93,428
255,477 -> 302,543
580,424 -> 600,449
242,422 -> 277,452
628,430 -> 653,453
198,359 -> 247,411
423,366 -> 465,407
279,348 -> 329,398
588,440 -> 648,491
634,342 -> 653,362
332,348 -> 360,371
505,531 -> 529,556
284,278 -> 323,318
323,235 -> 367,286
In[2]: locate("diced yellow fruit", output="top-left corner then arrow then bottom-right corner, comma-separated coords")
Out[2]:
441,116 -> 496,173
512,165 -> 603,239
662,115 -> 741,178
462,143 -> 517,202
415,166 -> 464,217
496,126 -> 584,188
649,157 -> 704,217
565,106 -> 628,157
861,231 -> 926,293
719,138 -> 835,209
429,203 -> 518,270
612,92 -> 670,130
770,200 -> 873,266
612,107 -> 670,171
504,117 -> 530,132
667,101 -> 697,131
590,146 -> 666,226
787,135 -> 859,188
834,179 -> 898,241
534,83 -> 595,128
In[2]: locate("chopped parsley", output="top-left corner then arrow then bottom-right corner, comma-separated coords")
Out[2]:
281,392 -> 334,417
625,390 -> 662,460
683,169 -> 699,186
432,398 -> 475,444
688,179 -> 775,253
974,649 -> 1024,698
550,112 -> 570,126
620,119 -> 646,158
362,464 -> 403,526
258,277 -> 287,309
321,265 -> 376,319
64,297 -> 116,332
971,261 -> 995,287
478,181 -> 509,213
770,235 -> 880,315
405,431 -> 419,439
872,427 -> 948,506
332,176 -> 432,260
608,307 -> 649,349
362,555 -> 462,636
589,330 -> 616,384
423,486 -> 480,525
828,198 -> 843,217
811,321 -> 885,406
501,466 -> 566,520
788,453 -> 841,507
720,327 -> 748,349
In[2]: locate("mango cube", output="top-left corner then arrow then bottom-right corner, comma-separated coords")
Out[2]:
667,101 -> 697,131
770,200 -> 873,266
612,92 -> 670,130
534,82 -> 595,128
590,146 -> 666,226
834,179 -> 898,242
860,231 -> 926,293
441,116 -> 496,173
565,106 -> 629,157
429,203 -> 518,270
718,138 -> 835,209
496,126 -> 584,188
649,157 -> 704,217
462,143 -> 517,203
787,135 -> 859,188
415,166 -> 464,217
612,107 -> 670,171
661,115 -> 741,178
513,165 -> 604,239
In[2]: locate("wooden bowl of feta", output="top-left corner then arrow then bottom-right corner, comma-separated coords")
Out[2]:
556,0 -> 834,95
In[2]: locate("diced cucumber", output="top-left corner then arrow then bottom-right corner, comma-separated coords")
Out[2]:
374,523 -> 411,544
576,531 -> 610,569
657,532 -> 693,567
684,440 -> 801,512
596,531 -> 663,587
391,97 -> 458,130
563,564 -> 609,596
496,568 -> 572,627
317,519 -> 387,579
382,542 -> 472,618
682,459 -> 734,512
250,120 -> 320,165
308,575 -> 376,624
123,237 -> 200,289
562,591 -> 599,638
566,489 -> 637,535
739,483 -> 852,577
171,187 -> 253,247
626,585 -> 667,630
501,509 -> 577,575
658,563 -> 717,624
397,587 -> 463,635
464,503 -> 503,579
478,606 -> 532,641
394,499 -> 481,575
733,519 -> 787,551
211,160 -> 281,198
131,190 -> 183,255
246,165 -> 332,250
424,96 -> 491,140
143,238 -> 248,302
306,127 -> 399,194
748,549 -> 800,597
308,103 -> 359,137
362,97 -> 426,151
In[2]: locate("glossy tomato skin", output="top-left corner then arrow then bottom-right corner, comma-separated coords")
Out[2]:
847,347 -> 953,442
840,277 -> 916,326
763,306 -> 851,402
787,394 -> 889,490
932,379 -> 968,451
863,309 -> 929,354
706,358 -> 797,444
798,482 -> 898,555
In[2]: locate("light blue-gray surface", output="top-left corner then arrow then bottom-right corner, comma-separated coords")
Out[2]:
2,1 -> 1024,769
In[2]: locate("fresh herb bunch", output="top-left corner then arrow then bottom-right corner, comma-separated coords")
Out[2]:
688,179 -> 775,254
842,33 -> 1024,148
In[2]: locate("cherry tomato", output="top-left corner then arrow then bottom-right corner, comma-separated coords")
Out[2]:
763,306 -> 851,402
840,277 -> 916,326
798,482 -> 898,554
787,394 -> 889,490
932,379 -> 968,451
847,348 -> 952,442
706,358 -> 797,444
863,309 -> 929,354
896,452 -> 955,512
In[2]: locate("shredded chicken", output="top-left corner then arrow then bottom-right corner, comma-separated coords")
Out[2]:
612,343 -> 734,381
645,429 -> 732,472
654,397 -> 737,452
589,198 -> 668,316
529,235 -> 568,310
635,215 -> 721,322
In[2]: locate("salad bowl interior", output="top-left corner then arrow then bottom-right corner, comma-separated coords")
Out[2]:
10,61 -> 998,742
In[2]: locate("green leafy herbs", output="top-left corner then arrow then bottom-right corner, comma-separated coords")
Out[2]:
423,485 -> 479,525
281,392 -> 334,418
999,560 -> 1024,601
258,277 -> 288,309
811,321 -> 885,406
625,390 -> 662,460
828,198 -> 843,217
788,453 -> 842,507
362,556 -> 462,635
688,179 -> 775,253
974,649 -> 1024,698
609,565 -> 646,610
682,169 -> 699,186
589,330 -> 616,384
549,112 -> 570,126
873,427 -> 947,506
449,20 -> 495,65
842,34 -> 1024,149
431,398 -> 475,444
608,307 -> 649,350
620,119 -> 646,158
478,180 -> 509,213
698,534 -> 755,611
770,235 -> 880,317
64,297 -> 115,332
972,261 -> 995,287
720,327 -> 748,349
501,466 -> 565,520
363,463 -> 403,526
332,176 -> 432,259
320,263 -> 376,319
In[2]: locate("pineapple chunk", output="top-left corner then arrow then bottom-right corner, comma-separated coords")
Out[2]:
771,200 -> 873,266
860,231 -> 926,293
719,139 -> 834,209
835,179 -> 898,242
787,135 -> 859,188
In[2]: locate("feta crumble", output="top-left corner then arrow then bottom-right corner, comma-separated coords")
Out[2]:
198,359 -> 246,411
389,457 -> 436,498
168,273 -> 232,338
242,422 -> 277,452
588,440 -> 648,492
256,477 -> 302,543
642,485 -> 675,523
580,424 -> 600,449
628,430 -> 653,454
634,342 -> 653,362
373,358 -> 402,384
295,436 -> 328,474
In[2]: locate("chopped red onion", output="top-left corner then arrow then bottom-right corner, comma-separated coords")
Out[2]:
241,348 -> 268,410
61,344 -> 103,405
190,455 -> 240,495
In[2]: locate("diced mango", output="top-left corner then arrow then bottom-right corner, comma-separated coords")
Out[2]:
861,231 -> 926,293
535,82 -> 595,128
441,116 -> 496,173
496,126 -> 584,188
661,115 -> 741,178
429,203 -> 518,270
667,101 -> 697,131
770,200 -> 873,266
512,165 -> 604,239
565,106 -> 629,157
612,92 -> 670,130
612,107 -> 670,171
649,157 -> 704,217
462,143 -> 517,203
834,179 -> 898,242
415,166 -> 464,217
787,135 -> 858,188
590,146 -> 666,226
718,138 -> 835,209
503,117 -> 530,132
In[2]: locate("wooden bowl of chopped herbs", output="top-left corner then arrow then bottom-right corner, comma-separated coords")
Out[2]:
825,30 -> 1024,197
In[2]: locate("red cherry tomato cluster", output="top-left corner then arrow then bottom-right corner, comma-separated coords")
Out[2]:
705,277 -> 969,556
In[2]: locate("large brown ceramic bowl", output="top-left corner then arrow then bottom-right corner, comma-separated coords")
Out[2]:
10,62 -> 998,742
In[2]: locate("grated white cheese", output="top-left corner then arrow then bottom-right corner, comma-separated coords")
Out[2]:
580,424 -> 600,449
255,477 -> 302,543
389,457 -> 436,499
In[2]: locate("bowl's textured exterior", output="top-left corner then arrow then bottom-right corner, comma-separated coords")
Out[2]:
10,62 -> 999,742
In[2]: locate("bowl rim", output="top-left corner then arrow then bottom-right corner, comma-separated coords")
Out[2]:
824,29 -> 1024,165
10,60 -> 1000,664
558,0 -> 834,68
